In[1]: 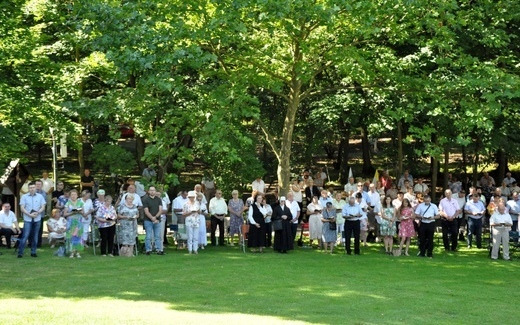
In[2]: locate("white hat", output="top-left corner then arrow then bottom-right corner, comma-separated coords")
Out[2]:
187,191 -> 196,197
280,196 -> 286,201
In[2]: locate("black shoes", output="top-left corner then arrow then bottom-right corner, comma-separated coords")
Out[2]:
31,253 -> 37,257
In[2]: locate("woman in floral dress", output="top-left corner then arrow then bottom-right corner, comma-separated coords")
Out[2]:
64,189 -> 84,258
117,193 -> 138,256
379,196 -> 397,255
228,190 -> 245,246
397,198 -> 415,256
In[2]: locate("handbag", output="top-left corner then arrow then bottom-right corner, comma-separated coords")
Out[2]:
272,219 -> 283,231
329,221 -> 337,230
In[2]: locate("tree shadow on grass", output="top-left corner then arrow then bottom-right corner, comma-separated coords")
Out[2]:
2,244 -> 519,324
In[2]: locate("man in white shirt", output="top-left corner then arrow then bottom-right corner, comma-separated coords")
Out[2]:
0,202 -> 21,249
414,195 -> 440,258
209,190 -> 227,246
464,193 -> 486,249
454,190 -> 467,241
251,177 -> 266,195
489,202 -> 513,260
342,196 -> 363,255
392,192 -> 404,210
286,192 -> 301,243
413,178 -> 429,195
439,190 -> 461,252
201,176 -> 216,201
172,191 -> 188,224
344,177 -> 357,195
506,192 -> 520,232
503,172 -> 516,187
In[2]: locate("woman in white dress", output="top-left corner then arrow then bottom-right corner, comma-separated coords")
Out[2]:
47,208 -> 66,248
197,193 -> 208,250
307,195 -> 323,248
183,191 -> 200,254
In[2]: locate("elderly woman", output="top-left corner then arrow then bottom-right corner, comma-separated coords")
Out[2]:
95,195 -> 117,256
64,189 -> 85,258
307,195 -> 323,248
197,193 -> 209,250
332,192 -> 347,246
47,208 -> 66,248
228,190 -> 246,246
321,202 -> 336,253
247,193 -> 267,253
183,191 -> 201,254
117,193 -> 138,257
80,190 -> 94,247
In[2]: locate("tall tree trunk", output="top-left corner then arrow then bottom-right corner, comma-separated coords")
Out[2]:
361,124 -> 373,175
462,145 -> 468,190
443,145 -> 449,191
397,119 -> 403,178
338,124 -> 351,184
136,135 -> 146,172
496,148 -> 506,182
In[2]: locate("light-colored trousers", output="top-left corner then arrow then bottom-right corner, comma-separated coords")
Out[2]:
491,227 -> 510,260
187,225 -> 199,253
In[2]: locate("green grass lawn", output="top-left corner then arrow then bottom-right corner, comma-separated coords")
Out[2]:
1,239 -> 518,325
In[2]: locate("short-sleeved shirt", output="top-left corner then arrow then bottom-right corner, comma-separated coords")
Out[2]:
0,210 -> 17,227
143,195 -> 162,217
465,200 -> 486,219
414,203 -> 439,223
20,192 -> 46,222
342,203 -> 363,221
439,197 -> 460,218
506,199 -> 520,221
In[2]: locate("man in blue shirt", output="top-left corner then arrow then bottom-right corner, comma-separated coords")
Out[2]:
464,193 -> 486,249
18,182 -> 46,258
414,195 -> 439,258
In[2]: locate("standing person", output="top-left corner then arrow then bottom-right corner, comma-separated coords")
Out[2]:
380,196 -> 397,255
307,196 -> 323,248
41,170 -> 54,216
263,197 -> 273,247
64,189 -> 85,258
197,193 -> 209,250
344,177 -> 357,196
183,191 -> 200,254
142,165 -> 157,182
397,198 -> 415,256
305,180 -> 320,207
46,208 -> 66,248
0,202 -> 21,249
172,190 -> 188,224
332,192 -> 346,246
380,171 -> 392,192
286,191 -> 301,244
251,176 -> 266,195
51,181 -> 64,209
95,195 -> 117,256
194,184 -> 208,205
506,192 -> 520,232
209,190 -> 227,246
355,193 -> 369,247
489,202 -> 513,260
156,187 -> 170,247
291,179 -> 304,220
80,190 -> 95,248
247,193 -> 267,253
143,186 -> 164,255
321,202 -> 336,254
414,195 -> 440,258
80,168 -> 95,195
342,196 -> 363,255
464,193 -> 487,249
228,190 -> 246,246
439,189 -> 461,252
272,196 -> 293,254
18,182 -> 46,258
455,190 -> 467,241
117,194 -> 139,257
34,180 -> 46,248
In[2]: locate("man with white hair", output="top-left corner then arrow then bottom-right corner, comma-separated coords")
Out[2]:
489,202 -> 513,260
286,191 -> 301,243
342,196 -> 363,255
439,189 -> 461,252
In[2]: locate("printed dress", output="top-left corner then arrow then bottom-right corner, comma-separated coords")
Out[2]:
117,204 -> 138,245
399,207 -> 416,237
379,207 -> 397,236
65,199 -> 85,252
228,199 -> 244,236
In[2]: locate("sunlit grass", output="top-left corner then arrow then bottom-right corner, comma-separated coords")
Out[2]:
1,238 -> 519,324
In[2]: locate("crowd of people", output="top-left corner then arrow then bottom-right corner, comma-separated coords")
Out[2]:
1,167 -> 518,261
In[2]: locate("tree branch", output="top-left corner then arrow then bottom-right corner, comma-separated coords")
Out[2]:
256,118 -> 281,162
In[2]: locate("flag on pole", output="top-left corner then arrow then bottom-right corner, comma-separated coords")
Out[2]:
372,169 -> 380,185
348,167 -> 353,180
